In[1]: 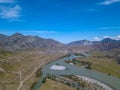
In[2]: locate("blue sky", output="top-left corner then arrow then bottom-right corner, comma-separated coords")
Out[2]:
0,0 -> 120,43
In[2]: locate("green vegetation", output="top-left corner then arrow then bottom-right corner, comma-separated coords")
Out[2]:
65,59 -> 92,69
30,81 -> 37,90
42,77 -> 46,83
117,56 -> 120,64
36,69 -> 43,78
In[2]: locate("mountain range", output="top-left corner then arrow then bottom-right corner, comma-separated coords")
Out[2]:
68,38 -> 120,50
0,33 -> 65,51
0,33 -> 120,51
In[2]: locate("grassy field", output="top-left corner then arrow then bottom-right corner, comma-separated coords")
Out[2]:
39,79 -> 76,90
77,51 -> 120,78
0,50 -> 65,90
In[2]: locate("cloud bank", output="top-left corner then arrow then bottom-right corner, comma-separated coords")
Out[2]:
0,0 -> 15,3
99,0 -> 120,5
0,0 -> 21,21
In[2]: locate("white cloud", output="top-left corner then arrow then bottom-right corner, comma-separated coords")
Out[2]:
99,0 -> 120,5
0,5 -> 21,21
0,0 -> 15,3
103,35 -> 120,40
93,35 -> 120,41
115,35 -> 120,40
94,37 -> 100,41
0,0 -> 22,21
23,31 -> 56,34
97,27 -> 120,30
0,30 -> 56,35
104,36 -> 113,38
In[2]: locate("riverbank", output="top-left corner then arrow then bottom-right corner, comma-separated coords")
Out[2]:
76,75 -> 113,90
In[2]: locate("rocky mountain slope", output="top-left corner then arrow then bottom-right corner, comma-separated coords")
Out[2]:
68,40 -> 92,46
67,38 -> 120,50
0,33 -> 65,51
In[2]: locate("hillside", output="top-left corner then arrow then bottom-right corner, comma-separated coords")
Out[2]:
0,49 -> 66,90
0,33 -> 65,51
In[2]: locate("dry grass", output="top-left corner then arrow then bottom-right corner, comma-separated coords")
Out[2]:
0,50 -> 65,90
77,51 -> 120,78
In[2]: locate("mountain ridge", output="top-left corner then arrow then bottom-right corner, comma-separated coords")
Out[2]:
67,38 -> 120,50
0,33 -> 120,51
0,33 -> 65,51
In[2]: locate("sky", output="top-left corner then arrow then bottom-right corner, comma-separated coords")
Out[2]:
0,0 -> 120,43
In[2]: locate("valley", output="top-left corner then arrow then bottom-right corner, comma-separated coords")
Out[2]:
0,33 -> 120,90
0,0 -> 120,89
